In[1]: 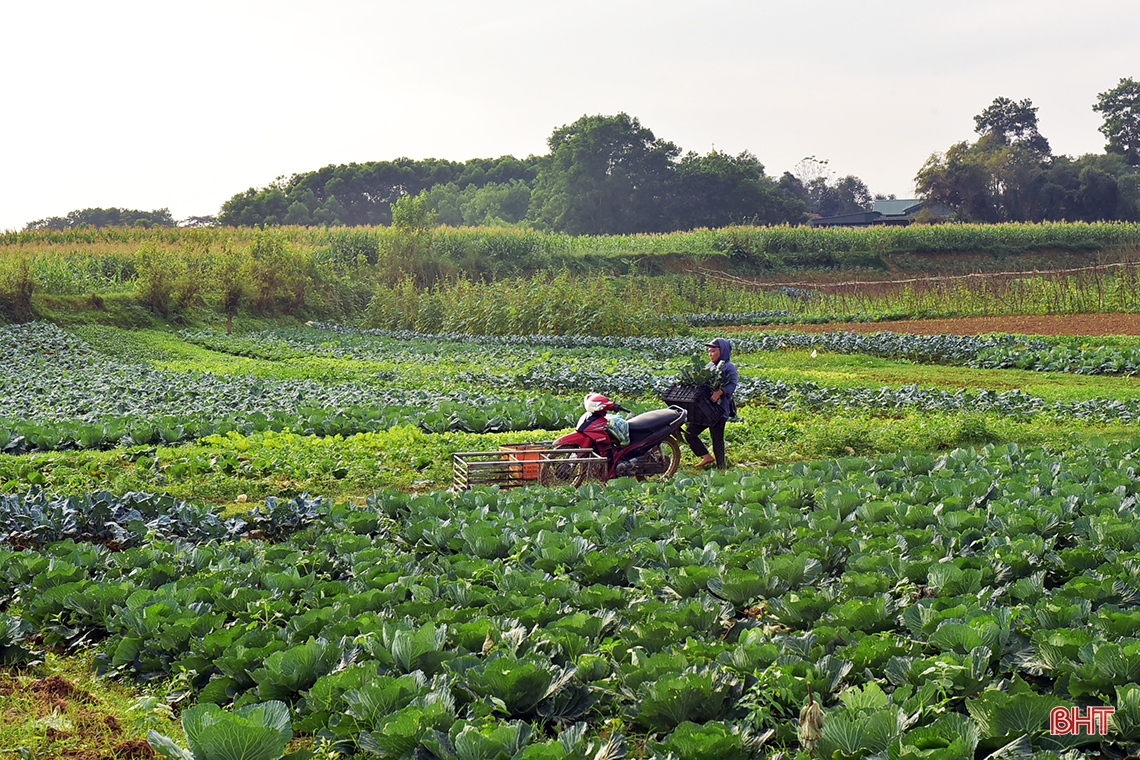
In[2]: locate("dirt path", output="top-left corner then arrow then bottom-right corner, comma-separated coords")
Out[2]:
731,313 -> 1140,337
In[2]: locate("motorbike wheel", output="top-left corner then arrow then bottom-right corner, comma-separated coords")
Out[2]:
639,436 -> 681,481
537,445 -> 590,488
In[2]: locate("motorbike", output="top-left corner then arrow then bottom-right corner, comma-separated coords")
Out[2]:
538,393 -> 688,487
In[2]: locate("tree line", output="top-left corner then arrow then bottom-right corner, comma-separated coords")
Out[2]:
25,207 -> 178,231
213,114 -> 856,234
25,76 -> 1139,233
917,78 -> 1140,223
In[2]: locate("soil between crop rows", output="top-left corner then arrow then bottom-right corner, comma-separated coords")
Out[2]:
744,313 -> 1140,337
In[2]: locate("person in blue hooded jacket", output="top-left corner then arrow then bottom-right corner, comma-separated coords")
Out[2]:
685,337 -> 738,469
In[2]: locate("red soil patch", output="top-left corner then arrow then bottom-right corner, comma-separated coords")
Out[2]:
33,675 -> 88,701
735,313 -> 1140,337
110,739 -> 156,759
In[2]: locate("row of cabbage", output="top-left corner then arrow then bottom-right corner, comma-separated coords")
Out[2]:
292,323 -> 1140,378
12,321 -> 1140,391
0,398 -> 579,455
244,323 -> 1051,366
8,321 -> 1140,455
472,365 -> 1140,424
0,490 -> 328,550
0,323 -> 573,425
5,440 -> 1140,757
172,326 -> 1140,423
0,323 -> 584,453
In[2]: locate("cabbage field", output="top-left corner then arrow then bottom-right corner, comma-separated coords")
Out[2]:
5,320 -> 1140,759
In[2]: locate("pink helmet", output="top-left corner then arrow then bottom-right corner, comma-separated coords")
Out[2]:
583,393 -> 614,413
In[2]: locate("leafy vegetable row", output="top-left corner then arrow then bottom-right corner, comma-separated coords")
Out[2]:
0,396 -> 580,455
307,322 -> 1140,377
468,361 -> 1140,424
6,439 -> 1140,756
1,323 -> 588,453
0,490 -> 325,550
305,323 -> 1051,365
746,379 -> 1140,423
7,323 -> 1140,458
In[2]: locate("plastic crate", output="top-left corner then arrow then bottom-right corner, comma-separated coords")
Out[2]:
499,442 -> 547,480
662,384 -> 706,404
661,385 -> 721,427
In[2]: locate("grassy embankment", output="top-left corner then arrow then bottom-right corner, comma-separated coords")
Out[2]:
4,222 -> 1140,331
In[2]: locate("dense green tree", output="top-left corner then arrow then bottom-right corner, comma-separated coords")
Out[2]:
1077,165 -> 1119,220
215,114 -> 818,232
786,157 -> 873,218
1121,172 -> 1140,219
391,191 -> 437,231
806,175 -> 874,217
917,97 -> 1056,222
218,156 -> 540,227
422,183 -> 467,226
974,96 -> 1051,157
671,150 -> 806,227
835,176 -> 874,213
530,113 -> 679,234
312,195 -> 347,226
464,180 -> 531,226
778,172 -> 810,208
918,140 -> 1140,223
25,207 -> 175,231
1094,77 -> 1140,166
453,156 -> 539,189
284,201 -> 311,226
918,97 -> 1045,221
422,180 -> 532,227
220,187 -> 289,227
916,141 -> 1004,222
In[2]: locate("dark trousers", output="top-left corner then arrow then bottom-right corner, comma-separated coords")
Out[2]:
685,419 -> 727,469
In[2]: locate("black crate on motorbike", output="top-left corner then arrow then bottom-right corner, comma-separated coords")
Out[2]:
661,384 -> 721,427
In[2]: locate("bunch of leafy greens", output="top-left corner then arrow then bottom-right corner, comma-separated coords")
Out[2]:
675,355 -> 727,389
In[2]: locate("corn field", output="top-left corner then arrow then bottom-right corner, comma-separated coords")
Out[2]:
3,222 -> 1140,328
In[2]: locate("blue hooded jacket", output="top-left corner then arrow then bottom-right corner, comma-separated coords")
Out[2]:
706,337 -> 738,420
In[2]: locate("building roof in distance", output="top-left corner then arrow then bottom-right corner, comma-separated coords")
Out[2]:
872,199 -> 925,216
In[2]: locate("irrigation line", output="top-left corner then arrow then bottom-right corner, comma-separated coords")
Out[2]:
687,260 -> 1140,290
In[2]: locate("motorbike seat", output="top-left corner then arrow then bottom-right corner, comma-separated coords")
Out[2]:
626,407 -> 684,442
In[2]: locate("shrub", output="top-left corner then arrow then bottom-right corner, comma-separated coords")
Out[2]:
134,243 -> 185,317
208,245 -> 252,333
948,413 -> 1002,447
247,231 -> 311,315
0,256 -> 36,322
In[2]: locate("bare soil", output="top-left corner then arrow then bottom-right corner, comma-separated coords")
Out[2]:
743,313 -> 1140,337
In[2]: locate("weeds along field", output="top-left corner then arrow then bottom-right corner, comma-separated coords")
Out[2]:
4,222 -> 1140,331
7,319 -> 1140,758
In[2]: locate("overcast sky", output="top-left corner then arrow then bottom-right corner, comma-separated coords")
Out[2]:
1,0 -> 1137,231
